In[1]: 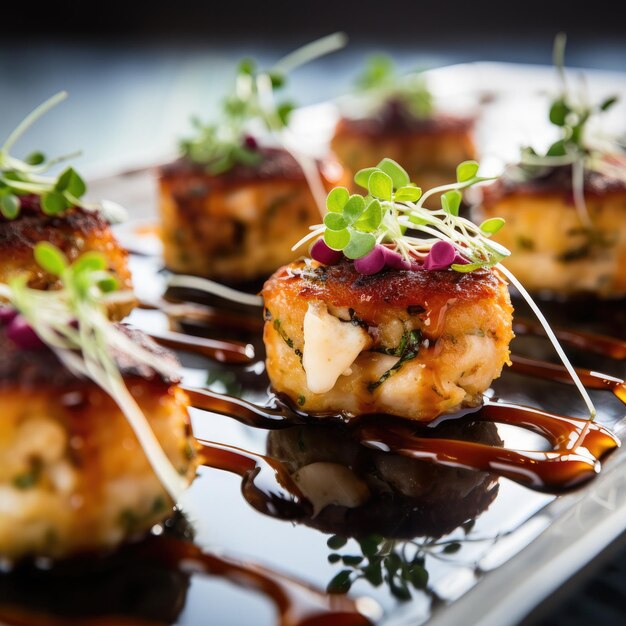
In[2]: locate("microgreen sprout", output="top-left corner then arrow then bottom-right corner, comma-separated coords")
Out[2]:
354,54 -> 434,120
0,92 -> 126,223
0,244 -> 186,501
293,157 -> 509,273
517,33 -> 622,228
0,92 -> 88,220
181,32 -> 348,175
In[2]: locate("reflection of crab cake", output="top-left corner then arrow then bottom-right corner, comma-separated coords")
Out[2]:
159,148 -> 343,283
0,198 -> 134,319
479,165 -> 626,298
267,419 -> 501,539
332,101 -> 476,192
263,259 -> 513,421
0,320 -> 197,561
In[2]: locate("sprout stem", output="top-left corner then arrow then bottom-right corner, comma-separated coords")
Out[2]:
498,264 -> 597,421
2,91 -> 68,153
273,32 -> 348,74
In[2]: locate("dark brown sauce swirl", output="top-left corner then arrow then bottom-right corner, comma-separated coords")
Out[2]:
184,387 -> 619,493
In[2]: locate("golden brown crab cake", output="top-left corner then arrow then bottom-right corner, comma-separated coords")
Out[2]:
159,148 -> 344,283
0,323 -> 197,561
262,259 -> 513,421
331,111 -> 476,193
479,165 -> 626,298
0,200 -> 134,319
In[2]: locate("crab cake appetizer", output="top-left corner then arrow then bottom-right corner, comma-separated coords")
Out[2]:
263,159 -> 513,421
160,148 -> 342,283
479,163 -> 626,298
0,247 -> 196,561
331,56 -> 476,192
0,93 -> 133,318
160,42 -> 346,284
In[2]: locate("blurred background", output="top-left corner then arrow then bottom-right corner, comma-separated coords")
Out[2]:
2,0 -> 625,174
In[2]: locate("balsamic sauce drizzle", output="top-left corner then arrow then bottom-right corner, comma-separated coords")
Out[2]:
184,387 -> 620,494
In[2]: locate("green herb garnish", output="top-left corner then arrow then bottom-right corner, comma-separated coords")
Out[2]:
354,54 -> 434,120
294,157 -> 509,272
0,92 -> 88,220
517,33 -> 623,228
181,33 -> 347,174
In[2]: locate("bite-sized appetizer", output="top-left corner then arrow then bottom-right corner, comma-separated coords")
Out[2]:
477,36 -> 626,298
480,162 -> 626,298
331,56 -> 476,192
160,36 -> 347,284
267,420 -> 500,539
263,159 -> 514,421
160,148 -> 343,283
0,246 -> 196,560
0,93 -> 133,318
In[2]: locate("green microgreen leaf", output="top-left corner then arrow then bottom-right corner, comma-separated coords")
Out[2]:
342,555 -> 363,566
237,58 -> 256,75
327,535 -> 348,550
25,151 -> 46,166
324,228 -> 350,250
276,101 -> 295,126
97,275 -> 119,293
368,170 -> 393,201
408,564 -> 429,589
377,157 -> 409,189
324,212 -> 348,231
441,189 -> 462,216
41,191 -> 68,215
0,193 -> 20,219
343,229 -> 376,259
55,167 -> 86,198
354,198 -> 382,232
342,194 -> 366,224
354,167 -> 377,189
599,95 -> 618,111
71,251 -> 107,274
549,98 -> 570,126
395,185 -> 422,202
443,542 -> 462,554
326,186 -> 349,213
451,261 -> 484,273
480,217 -> 506,234
546,139 -> 567,156
33,242 -> 68,276
456,160 -> 479,182
268,70 -> 286,89
327,570 -> 352,594
328,553 -> 342,563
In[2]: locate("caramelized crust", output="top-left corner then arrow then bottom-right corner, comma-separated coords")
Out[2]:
263,259 -> 506,336
159,148 -> 345,282
0,201 -> 134,319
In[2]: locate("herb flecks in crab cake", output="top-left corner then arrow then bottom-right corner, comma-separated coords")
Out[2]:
0,246 -> 197,561
478,34 -> 626,298
159,35 -> 347,283
263,158 -> 514,421
331,55 -> 476,193
0,93 -> 133,318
